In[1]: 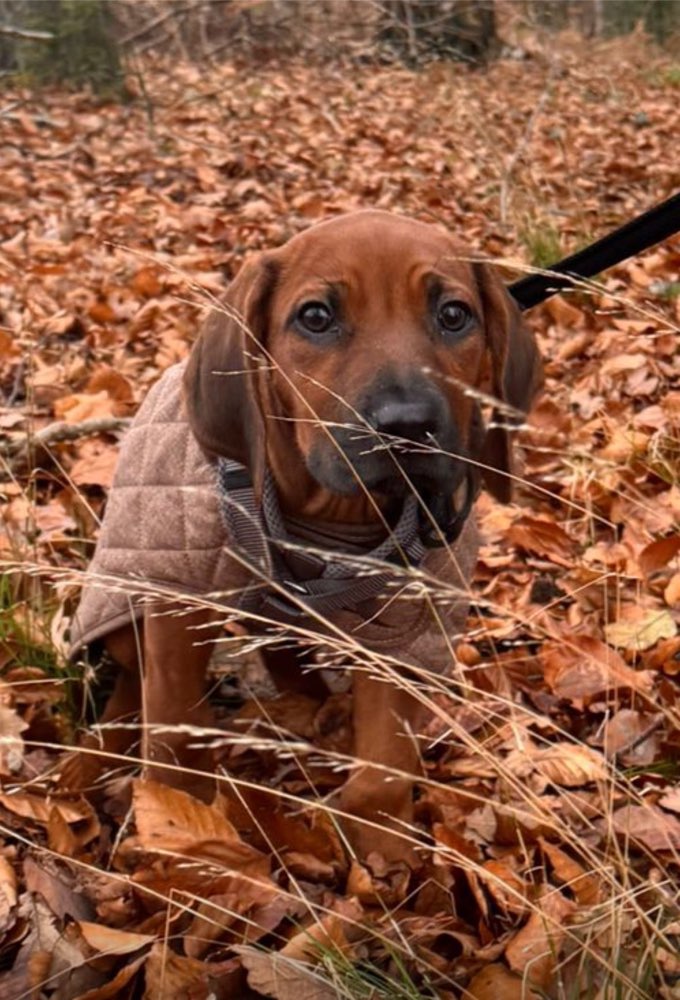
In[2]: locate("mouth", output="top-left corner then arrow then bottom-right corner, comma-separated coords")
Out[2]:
363,461 -> 465,499
309,441 -> 466,500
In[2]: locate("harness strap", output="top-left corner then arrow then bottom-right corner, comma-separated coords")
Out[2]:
216,457 -> 429,616
216,459 -> 272,578
509,190 -> 680,310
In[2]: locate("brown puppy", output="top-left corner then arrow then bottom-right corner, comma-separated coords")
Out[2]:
68,211 -> 542,861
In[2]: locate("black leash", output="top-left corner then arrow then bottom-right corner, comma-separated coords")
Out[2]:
509,190 -> 680,311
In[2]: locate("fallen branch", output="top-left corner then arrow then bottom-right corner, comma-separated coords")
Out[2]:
0,24 -> 53,41
1,416 -> 131,459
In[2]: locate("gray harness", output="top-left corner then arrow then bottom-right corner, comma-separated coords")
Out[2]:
216,454 -> 479,619
216,457 -> 428,618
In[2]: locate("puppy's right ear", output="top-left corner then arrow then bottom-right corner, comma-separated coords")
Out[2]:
183,254 -> 277,497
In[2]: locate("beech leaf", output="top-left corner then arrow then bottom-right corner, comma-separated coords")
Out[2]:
604,610 -> 677,651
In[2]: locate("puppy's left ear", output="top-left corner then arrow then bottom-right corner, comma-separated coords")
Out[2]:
474,263 -> 543,503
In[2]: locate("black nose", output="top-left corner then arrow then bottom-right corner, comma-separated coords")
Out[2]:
368,397 -> 442,444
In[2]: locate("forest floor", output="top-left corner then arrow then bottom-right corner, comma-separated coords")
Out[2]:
0,29 -> 679,1000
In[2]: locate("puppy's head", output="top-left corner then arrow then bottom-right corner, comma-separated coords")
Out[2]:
184,210 -> 542,515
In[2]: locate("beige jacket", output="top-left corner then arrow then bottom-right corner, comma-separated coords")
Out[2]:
70,363 -> 478,671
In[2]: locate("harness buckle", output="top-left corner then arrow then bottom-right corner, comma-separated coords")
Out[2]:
263,584 -> 308,618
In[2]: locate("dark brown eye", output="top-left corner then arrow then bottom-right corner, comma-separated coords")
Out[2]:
297,301 -> 335,335
438,300 -> 473,335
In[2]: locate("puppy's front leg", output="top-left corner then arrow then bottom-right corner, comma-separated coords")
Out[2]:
339,671 -> 424,864
142,602 -> 219,801
60,623 -> 145,793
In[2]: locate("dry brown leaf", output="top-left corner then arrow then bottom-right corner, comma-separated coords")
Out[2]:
556,330 -> 592,361
235,945 -> 338,1000
464,803 -> 498,844
281,898 -> 363,962
538,838 -> 601,906
184,893 -> 238,960
233,693 -> 321,742
47,803 -> 80,856
53,390 -> 120,423
78,921 -> 155,956
505,743 -> 607,788
43,312 -> 85,338
69,442 -> 120,489
143,942 -> 210,1000
345,856 -> 411,906
600,352 -> 648,375
130,267 -> 163,298
598,426 -> 649,462
665,573 -> 680,606
463,963 -> 541,999
88,299 -> 117,324
598,709 -> 661,764
540,635 -> 654,706
507,516 -> 576,566
0,329 -> 20,359
33,499 -> 77,540
605,609 -> 677,651
70,954 -> 147,1000
433,821 -> 482,862
280,852 -> 336,882
246,806 -> 337,861
643,635 -> 680,674
658,787 -> 680,813
0,896 -> 86,998
0,790 -> 96,828
656,945 -> 680,977
545,294 -> 586,329
505,888 -> 576,988
132,779 -> 269,872
0,855 -> 17,934
1,665 -> 63,707
24,856 -> 94,921
85,366 -> 135,408
609,805 -> 680,851
638,534 -> 680,576
395,913 -> 480,973
476,860 -> 528,916
52,800 -> 101,853
0,703 -> 27,775
184,875 -> 296,959
240,198 -> 275,221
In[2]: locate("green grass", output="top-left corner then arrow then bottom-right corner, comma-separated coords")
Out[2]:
651,280 -> 680,301
317,940 -> 437,999
660,65 -> 680,88
518,220 -> 564,270
0,573 -> 59,673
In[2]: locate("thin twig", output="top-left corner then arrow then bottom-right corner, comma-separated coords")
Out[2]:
119,5 -> 193,47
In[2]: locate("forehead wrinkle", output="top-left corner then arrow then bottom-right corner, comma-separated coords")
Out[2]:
433,249 -> 476,278
345,259 -> 418,317
279,232 -> 477,318
428,269 -> 479,302
288,274 -> 347,300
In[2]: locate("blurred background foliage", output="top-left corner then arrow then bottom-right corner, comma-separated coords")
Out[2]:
0,0 -> 679,95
